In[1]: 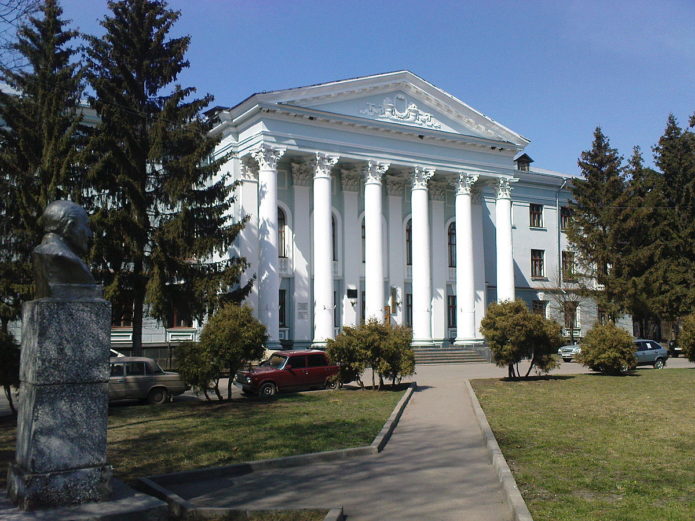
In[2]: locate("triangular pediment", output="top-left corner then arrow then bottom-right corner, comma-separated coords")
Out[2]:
236,71 -> 528,146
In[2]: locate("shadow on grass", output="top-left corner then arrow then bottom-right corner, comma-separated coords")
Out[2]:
499,375 -> 578,383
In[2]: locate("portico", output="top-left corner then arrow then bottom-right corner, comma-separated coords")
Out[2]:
210,71 -> 541,349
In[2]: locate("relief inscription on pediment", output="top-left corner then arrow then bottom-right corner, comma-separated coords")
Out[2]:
360,94 -> 442,129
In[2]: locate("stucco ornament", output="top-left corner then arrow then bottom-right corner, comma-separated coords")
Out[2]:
32,200 -> 96,298
364,160 -> 390,184
411,166 -> 435,190
495,177 -> 518,199
361,94 -> 442,129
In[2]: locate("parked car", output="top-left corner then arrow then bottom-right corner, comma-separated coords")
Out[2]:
558,344 -> 581,362
109,356 -> 187,404
667,340 -> 683,358
633,339 -> 669,369
234,350 -> 339,397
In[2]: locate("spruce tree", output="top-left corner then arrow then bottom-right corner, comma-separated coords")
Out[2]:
0,0 -> 83,331
649,115 -> 695,319
85,0 -> 250,355
566,127 -> 625,320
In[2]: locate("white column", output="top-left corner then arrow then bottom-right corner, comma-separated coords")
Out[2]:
364,160 -> 389,322
454,173 -> 479,344
237,158 -> 259,313
411,166 -> 435,345
291,162 -> 313,346
253,144 -> 286,347
496,177 -> 517,302
312,152 -> 340,345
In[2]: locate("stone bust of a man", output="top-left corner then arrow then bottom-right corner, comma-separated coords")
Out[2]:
33,200 -> 96,297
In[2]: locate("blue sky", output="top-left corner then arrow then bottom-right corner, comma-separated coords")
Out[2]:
60,0 -> 694,175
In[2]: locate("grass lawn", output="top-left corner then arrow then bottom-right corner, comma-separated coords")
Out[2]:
471,368 -> 695,521
0,387 -> 404,488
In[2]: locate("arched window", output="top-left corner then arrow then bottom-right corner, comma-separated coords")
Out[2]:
405,218 -> 412,266
361,218 -> 366,263
332,215 -> 337,261
448,222 -> 456,268
278,207 -> 287,258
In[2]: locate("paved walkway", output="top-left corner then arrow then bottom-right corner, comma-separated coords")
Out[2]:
163,361 -> 598,521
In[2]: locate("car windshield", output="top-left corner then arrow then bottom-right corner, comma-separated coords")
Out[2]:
265,354 -> 287,369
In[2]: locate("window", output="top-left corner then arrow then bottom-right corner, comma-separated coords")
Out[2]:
288,355 -> 307,368
405,219 -> 412,266
278,207 -> 287,258
532,300 -> 548,317
361,290 -> 365,324
279,289 -> 287,328
562,251 -> 576,282
168,306 -> 192,328
307,354 -> 327,367
333,290 -> 339,326
531,249 -> 545,278
126,362 -> 146,376
361,218 -> 365,263
597,307 -> 607,325
111,301 -> 133,327
405,293 -> 413,327
447,295 -> 456,329
529,204 -> 543,228
560,206 -> 572,231
564,302 -> 578,329
448,222 -> 456,268
110,363 -> 125,377
331,215 -> 337,261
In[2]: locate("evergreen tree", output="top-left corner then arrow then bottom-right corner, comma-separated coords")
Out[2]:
0,0 -> 83,331
566,127 -> 626,320
85,0 -> 250,355
649,115 -> 695,319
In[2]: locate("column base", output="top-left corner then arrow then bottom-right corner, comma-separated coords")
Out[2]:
310,340 -> 328,350
453,338 -> 485,347
7,462 -> 112,511
411,339 -> 434,347
265,340 -> 283,350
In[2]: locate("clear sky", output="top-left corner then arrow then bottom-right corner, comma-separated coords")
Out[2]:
60,0 -> 694,176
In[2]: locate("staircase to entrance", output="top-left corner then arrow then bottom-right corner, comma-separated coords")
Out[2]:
413,346 -> 488,365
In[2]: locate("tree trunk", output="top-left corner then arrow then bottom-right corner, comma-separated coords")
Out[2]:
227,368 -> 233,400
131,260 -> 145,357
4,385 -> 16,414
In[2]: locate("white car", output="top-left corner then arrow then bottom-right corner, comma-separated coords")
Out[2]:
558,344 -> 581,362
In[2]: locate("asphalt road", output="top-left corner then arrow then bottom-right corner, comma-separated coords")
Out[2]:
1,356 -> 694,417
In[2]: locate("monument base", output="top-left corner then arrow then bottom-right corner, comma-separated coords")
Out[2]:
7,462 -> 112,511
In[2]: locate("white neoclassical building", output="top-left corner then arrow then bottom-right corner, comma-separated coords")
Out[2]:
200,70 -> 603,350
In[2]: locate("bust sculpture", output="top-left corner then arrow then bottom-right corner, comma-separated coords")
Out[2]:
32,200 -> 96,298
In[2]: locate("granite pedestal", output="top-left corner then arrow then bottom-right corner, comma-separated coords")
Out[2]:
7,289 -> 113,510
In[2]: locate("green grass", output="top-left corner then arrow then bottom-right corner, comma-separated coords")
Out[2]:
0,388 -> 404,487
471,369 -> 695,521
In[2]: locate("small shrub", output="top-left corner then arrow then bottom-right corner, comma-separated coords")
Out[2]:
576,322 -> 635,375
176,341 -> 221,400
679,313 -> 695,363
480,300 -> 563,378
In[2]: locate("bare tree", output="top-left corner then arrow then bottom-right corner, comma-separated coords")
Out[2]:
540,266 -> 586,344
0,0 -> 40,70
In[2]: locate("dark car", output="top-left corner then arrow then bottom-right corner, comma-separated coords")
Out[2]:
668,340 -> 683,358
633,339 -> 669,369
109,356 -> 188,404
234,350 -> 339,397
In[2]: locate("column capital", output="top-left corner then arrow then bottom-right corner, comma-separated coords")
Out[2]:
253,144 -> 286,170
411,166 -> 435,190
364,160 -> 390,184
495,177 -> 518,199
239,160 -> 258,181
453,172 -> 479,195
313,152 -> 340,179
290,161 -> 312,186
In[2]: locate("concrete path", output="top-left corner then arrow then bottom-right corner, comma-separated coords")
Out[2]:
161,361 -> 603,521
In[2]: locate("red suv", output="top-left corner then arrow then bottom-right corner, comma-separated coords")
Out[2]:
234,350 -> 339,397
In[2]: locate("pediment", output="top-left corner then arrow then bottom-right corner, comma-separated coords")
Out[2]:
244,71 -> 528,146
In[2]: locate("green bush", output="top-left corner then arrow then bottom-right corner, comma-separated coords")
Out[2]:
576,322 -> 636,375
480,300 -> 563,378
0,330 -> 19,414
678,313 -> 695,363
177,304 -> 267,400
327,320 -> 415,389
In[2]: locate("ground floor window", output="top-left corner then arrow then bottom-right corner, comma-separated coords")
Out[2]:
447,295 -> 456,329
532,300 -> 548,317
279,289 -> 287,327
405,293 -> 412,327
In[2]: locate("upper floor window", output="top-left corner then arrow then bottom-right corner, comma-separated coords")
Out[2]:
560,206 -> 572,231
564,302 -> 579,329
168,306 -> 193,328
562,251 -> 576,282
531,249 -> 545,278
278,207 -> 287,258
406,219 -> 412,266
529,204 -> 543,228
448,222 -> 456,268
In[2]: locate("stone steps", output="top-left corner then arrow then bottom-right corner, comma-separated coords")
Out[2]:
413,347 -> 488,365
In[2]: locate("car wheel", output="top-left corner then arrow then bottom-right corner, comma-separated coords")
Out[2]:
258,382 -> 276,398
563,358 -> 571,363
324,379 -> 339,390
653,358 -> 665,369
147,387 -> 169,405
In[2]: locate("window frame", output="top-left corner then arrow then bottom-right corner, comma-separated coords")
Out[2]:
447,222 -> 456,268
531,249 -> 545,278
529,203 -> 544,228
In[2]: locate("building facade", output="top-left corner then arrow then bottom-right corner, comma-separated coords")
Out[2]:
195,71 -> 610,350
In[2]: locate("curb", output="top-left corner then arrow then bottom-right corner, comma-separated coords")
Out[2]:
137,383 -> 416,518
465,380 -> 534,521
